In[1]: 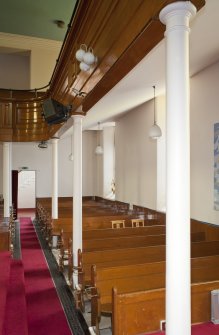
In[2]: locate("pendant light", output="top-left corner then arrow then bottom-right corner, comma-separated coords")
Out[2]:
148,85 -> 162,139
69,135 -> 74,161
95,122 -> 103,155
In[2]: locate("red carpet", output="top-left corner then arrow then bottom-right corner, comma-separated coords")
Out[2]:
0,251 -> 11,334
20,217 -> 72,335
2,259 -> 28,335
147,322 -> 219,335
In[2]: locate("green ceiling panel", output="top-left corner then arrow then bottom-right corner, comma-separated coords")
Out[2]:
0,0 -> 78,41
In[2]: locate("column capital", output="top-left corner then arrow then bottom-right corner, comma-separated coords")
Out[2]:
3,142 -> 11,147
71,105 -> 86,118
160,1 -> 196,28
72,114 -> 85,123
51,137 -> 59,144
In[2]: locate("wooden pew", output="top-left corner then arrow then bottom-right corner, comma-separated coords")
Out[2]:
46,214 -> 163,245
77,240 -> 219,291
0,226 -> 10,251
90,254 -> 219,331
112,280 -> 219,335
59,231 -> 204,273
83,225 -> 166,239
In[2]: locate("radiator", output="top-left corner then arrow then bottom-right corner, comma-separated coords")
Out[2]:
211,290 -> 219,324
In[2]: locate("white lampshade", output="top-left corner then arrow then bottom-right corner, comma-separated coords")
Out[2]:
148,123 -> 162,139
83,50 -> 96,65
75,48 -> 86,62
79,61 -> 90,71
95,145 -> 103,155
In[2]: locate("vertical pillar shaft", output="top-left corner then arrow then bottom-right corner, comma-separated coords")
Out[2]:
52,138 -> 59,219
159,2 -> 196,335
3,142 -> 11,217
73,115 -> 84,286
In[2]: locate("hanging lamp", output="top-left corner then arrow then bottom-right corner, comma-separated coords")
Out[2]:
95,122 -> 103,155
148,85 -> 162,139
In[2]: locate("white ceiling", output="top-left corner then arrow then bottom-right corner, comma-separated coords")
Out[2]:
77,0 -> 219,132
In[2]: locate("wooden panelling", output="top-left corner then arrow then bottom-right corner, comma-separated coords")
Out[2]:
0,103 -> 12,128
0,0 -> 205,142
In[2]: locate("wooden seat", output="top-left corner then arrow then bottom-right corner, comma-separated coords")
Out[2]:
111,220 -> 125,229
131,218 -> 144,227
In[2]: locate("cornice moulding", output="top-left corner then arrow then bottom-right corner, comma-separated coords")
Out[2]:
0,32 -> 62,51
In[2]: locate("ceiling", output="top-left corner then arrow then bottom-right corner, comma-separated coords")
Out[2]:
0,0 -> 77,41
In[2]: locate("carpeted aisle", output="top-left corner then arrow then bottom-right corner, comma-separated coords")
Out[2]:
0,252 -> 11,334
20,217 -> 72,335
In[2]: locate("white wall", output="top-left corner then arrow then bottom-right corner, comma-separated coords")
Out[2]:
156,95 -> 166,212
82,131 -> 97,196
12,142 -> 52,197
103,126 -> 115,199
115,100 -> 157,209
11,131 -> 96,198
0,53 -> 30,89
30,48 -> 60,88
18,170 -> 35,208
0,33 -> 61,90
190,60 -> 219,224
95,130 -> 104,197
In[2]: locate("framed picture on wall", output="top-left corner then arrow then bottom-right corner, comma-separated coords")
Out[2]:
214,123 -> 219,210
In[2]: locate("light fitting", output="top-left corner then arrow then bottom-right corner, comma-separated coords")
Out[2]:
148,85 -> 162,140
75,44 -> 97,72
38,141 -> 48,149
95,145 -> 103,155
95,122 -> 103,155
55,20 -> 65,28
79,61 -> 90,72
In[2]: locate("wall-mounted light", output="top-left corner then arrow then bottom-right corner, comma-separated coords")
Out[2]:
75,44 -> 97,72
148,85 -> 162,140
95,122 -> 103,155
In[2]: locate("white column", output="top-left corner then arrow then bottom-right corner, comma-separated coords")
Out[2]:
73,114 -> 84,286
159,3 -> 196,335
52,137 -> 59,219
3,142 -> 11,217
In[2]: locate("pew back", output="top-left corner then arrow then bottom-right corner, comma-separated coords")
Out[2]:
112,280 -> 219,335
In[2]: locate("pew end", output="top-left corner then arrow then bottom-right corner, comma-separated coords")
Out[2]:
112,281 -> 219,335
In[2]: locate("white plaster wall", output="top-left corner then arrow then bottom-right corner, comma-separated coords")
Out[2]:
30,48 -> 60,88
18,171 -> 35,208
95,130 -> 104,197
156,95 -> 166,212
0,54 -> 30,89
115,100 -> 157,209
103,126 -> 115,199
190,60 -> 219,224
12,142 -> 52,197
11,131 -> 96,198
82,131 -> 97,196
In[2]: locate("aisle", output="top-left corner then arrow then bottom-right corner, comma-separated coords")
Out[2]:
20,217 -> 73,335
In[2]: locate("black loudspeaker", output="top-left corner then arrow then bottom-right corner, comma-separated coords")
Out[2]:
42,98 -> 71,125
